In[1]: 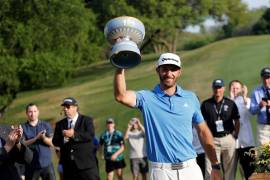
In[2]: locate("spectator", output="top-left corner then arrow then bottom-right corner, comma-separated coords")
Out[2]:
0,125 -> 33,180
229,80 -> 255,179
52,97 -> 100,180
201,79 -> 240,180
250,67 -> 270,145
114,53 -> 221,180
99,118 -> 126,180
124,117 -> 148,180
22,103 -> 55,180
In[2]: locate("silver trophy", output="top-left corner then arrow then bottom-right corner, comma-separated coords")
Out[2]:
104,16 -> 145,69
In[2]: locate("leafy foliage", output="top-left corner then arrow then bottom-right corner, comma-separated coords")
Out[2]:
0,56 -> 19,114
252,8 -> 270,34
90,0 -> 248,52
0,0 -> 103,111
247,141 -> 270,173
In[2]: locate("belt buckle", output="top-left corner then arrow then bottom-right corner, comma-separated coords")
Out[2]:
171,163 -> 184,170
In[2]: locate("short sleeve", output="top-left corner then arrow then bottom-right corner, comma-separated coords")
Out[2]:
135,91 -> 145,108
44,121 -> 53,137
116,131 -> 125,145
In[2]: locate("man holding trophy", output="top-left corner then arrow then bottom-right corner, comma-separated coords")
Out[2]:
105,16 -> 221,180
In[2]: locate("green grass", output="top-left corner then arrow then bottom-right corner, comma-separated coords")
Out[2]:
2,35 -> 270,179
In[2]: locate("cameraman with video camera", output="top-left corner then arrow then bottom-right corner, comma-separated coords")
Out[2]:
250,67 -> 270,145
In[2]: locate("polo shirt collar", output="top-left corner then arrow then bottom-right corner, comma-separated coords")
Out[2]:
153,84 -> 183,97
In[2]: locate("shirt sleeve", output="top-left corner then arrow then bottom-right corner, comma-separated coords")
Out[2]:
135,91 -> 145,108
117,131 -> 125,145
44,121 -> 53,137
250,88 -> 261,114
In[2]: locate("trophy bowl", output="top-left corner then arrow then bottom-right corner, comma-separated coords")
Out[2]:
104,16 -> 145,69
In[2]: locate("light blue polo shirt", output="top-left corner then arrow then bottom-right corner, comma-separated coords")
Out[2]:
135,84 -> 204,163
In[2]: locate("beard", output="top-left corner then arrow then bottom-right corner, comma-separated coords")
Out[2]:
159,76 -> 176,89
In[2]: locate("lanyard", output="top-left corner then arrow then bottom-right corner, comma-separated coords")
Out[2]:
106,130 -> 114,145
214,99 -> 224,120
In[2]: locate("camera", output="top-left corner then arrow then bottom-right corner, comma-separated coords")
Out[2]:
262,97 -> 269,102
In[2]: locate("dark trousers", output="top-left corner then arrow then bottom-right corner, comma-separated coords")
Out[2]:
237,147 -> 255,180
25,163 -> 55,180
196,153 -> 205,178
63,160 -> 100,180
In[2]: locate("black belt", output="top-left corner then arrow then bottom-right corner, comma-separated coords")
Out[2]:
214,132 -> 230,138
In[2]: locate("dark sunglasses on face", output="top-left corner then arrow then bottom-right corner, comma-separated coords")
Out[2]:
63,105 -> 71,109
160,65 -> 180,72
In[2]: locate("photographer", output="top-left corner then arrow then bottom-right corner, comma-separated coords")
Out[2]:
0,125 -> 33,180
250,67 -> 270,145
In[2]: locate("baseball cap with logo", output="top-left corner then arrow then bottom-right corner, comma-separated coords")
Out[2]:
260,67 -> 270,78
157,53 -> 181,68
61,97 -> 78,106
212,79 -> 225,88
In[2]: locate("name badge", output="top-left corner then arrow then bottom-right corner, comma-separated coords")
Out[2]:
107,145 -> 112,153
215,120 -> 224,132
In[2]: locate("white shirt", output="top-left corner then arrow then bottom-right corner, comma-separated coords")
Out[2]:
68,113 -> 79,129
127,129 -> 147,158
234,96 -> 255,148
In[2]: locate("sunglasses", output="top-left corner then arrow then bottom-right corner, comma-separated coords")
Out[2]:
63,105 -> 72,109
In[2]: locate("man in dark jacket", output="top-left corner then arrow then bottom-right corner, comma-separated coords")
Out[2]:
0,125 -> 33,180
52,97 -> 99,180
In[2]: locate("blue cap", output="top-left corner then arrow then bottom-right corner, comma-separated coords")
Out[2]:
212,79 -> 224,88
261,67 -> 270,77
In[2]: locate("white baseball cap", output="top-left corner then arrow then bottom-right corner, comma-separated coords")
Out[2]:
157,53 -> 181,68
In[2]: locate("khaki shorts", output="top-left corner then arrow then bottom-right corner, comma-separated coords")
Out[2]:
130,157 -> 149,176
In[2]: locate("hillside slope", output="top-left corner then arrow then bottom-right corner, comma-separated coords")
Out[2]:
3,35 -> 270,131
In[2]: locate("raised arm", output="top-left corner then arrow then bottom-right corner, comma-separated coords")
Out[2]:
114,69 -> 136,107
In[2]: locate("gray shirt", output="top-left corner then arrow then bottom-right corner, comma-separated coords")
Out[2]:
127,130 -> 147,158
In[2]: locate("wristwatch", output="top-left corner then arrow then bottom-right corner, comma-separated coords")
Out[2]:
211,163 -> 221,170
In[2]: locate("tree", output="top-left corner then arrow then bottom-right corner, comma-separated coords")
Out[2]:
0,0 -> 104,114
252,8 -> 270,34
0,56 -> 19,117
90,0 -> 248,53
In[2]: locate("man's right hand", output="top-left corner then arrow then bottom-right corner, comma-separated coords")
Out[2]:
211,169 -> 222,180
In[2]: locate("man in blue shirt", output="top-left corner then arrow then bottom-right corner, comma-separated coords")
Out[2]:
22,103 -> 55,180
114,53 -> 221,180
250,67 -> 270,145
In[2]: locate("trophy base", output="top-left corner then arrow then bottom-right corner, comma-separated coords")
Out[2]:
110,51 -> 141,69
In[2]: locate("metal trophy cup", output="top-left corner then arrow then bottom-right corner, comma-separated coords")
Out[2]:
104,16 -> 145,69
